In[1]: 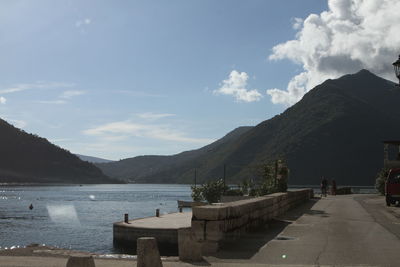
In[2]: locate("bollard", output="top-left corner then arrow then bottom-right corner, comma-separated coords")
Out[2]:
156,209 -> 160,217
179,207 -> 183,213
137,237 -> 163,267
124,213 -> 129,223
66,255 -> 95,267
178,228 -> 202,261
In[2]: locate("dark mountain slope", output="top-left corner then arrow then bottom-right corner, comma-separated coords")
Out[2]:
227,70 -> 400,185
0,119 -> 120,183
98,70 -> 400,185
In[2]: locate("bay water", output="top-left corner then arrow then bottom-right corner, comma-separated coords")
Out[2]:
0,184 -> 192,254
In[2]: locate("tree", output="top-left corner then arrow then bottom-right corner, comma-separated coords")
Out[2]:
254,159 -> 289,196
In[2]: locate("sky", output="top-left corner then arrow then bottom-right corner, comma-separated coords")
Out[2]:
0,0 -> 399,160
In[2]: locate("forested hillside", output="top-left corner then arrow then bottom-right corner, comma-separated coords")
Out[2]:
0,119 -> 120,184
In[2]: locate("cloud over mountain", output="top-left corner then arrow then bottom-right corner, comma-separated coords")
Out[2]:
214,70 -> 262,102
267,0 -> 400,105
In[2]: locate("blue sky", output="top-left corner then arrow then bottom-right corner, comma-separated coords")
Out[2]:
1,0 -> 398,160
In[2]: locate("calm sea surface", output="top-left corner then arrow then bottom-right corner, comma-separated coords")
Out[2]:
0,184 -> 192,254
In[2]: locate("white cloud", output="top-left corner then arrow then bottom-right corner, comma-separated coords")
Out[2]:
37,100 -> 67,105
7,119 -> 27,129
137,112 -> 175,120
114,90 -> 166,98
60,90 -> 85,99
267,0 -> 400,106
36,89 -> 84,104
83,120 -> 215,144
292,17 -> 303,30
75,18 -> 91,28
214,70 -> 262,102
0,96 -> 6,104
0,81 -> 74,94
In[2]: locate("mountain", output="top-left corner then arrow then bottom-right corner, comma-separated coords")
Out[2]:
76,154 -> 114,164
96,126 -> 253,183
97,70 -> 400,185
0,119 -> 121,184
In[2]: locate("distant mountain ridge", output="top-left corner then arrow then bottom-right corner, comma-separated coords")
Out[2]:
96,126 -> 253,183
97,70 -> 400,185
76,154 -> 114,164
0,119 -> 120,184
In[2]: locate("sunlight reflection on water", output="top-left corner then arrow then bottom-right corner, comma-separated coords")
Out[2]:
46,205 -> 80,225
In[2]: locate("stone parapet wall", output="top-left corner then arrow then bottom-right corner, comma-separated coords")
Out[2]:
220,195 -> 255,203
183,189 -> 312,257
336,187 -> 352,195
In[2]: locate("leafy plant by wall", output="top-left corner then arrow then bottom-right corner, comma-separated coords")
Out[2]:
375,167 -> 389,195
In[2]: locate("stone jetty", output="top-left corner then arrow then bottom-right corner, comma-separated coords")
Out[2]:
113,189 -> 313,259
113,211 -> 192,255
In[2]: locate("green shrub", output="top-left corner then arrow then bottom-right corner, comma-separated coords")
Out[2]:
191,186 -> 203,201
191,179 -> 228,203
201,179 -> 228,203
375,168 -> 389,195
224,188 -> 243,196
255,160 -> 288,196
240,179 -> 255,196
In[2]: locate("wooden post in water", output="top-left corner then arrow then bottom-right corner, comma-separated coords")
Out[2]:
124,213 -> 129,223
156,209 -> 160,217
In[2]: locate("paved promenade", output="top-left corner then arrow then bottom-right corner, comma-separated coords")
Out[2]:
114,211 -> 192,229
207,194 -> 400,266
1,194 -> 400,266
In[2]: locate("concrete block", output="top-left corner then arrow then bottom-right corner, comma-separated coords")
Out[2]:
178,228 -> 202,262
191,220 -> 205,241
206,220 -> 225,241
201,241 -> 219,255
137,237 -> 163,267
66,255 -> 95,267
193,205 -> 228,221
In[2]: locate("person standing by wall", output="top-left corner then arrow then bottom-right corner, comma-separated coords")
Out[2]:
320,177 -> 328,197
331,179 -> 337,196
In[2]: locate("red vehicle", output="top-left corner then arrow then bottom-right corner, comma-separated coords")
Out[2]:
385,168 -> 400,206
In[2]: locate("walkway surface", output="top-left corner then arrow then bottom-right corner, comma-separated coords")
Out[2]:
1,194 -> 400,266
207,194 -> 400,266
115,211 -> 192,229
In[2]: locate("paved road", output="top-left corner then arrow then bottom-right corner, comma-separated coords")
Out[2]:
208,194 -> 400,267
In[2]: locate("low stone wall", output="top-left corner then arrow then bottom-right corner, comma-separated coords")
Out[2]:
336,187 -> 352,195
179,189 -> 313,258
220,195 -> 255,203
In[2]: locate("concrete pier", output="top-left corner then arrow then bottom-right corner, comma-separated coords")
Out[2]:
113,212 -> 192,255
